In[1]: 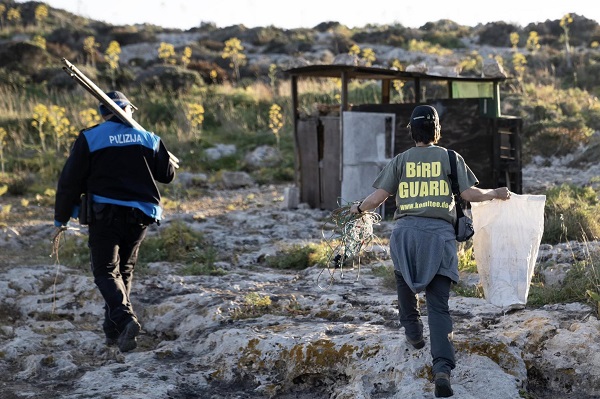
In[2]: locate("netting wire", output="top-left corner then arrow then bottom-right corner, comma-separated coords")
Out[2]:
317,201 -> 383,289
49,226 -> 67,314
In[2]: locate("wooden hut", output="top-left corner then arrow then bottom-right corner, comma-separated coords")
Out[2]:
285,64 -> 522,210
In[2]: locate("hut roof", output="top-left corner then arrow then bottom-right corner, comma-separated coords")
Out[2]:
285,64 -> 508,83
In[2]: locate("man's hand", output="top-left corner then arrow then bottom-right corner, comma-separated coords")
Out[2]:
494,187 -> 511,201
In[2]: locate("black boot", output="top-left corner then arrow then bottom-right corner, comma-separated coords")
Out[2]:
434,372 -> 454,397
118,320 -> 140,352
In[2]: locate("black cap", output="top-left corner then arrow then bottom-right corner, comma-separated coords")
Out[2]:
99,91 -> 136,116
408,105 -> 439,127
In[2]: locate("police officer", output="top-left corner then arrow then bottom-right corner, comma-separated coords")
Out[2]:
53,91 -> 176,352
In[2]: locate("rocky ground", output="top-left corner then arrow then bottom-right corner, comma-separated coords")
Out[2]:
0,159 -> 599,399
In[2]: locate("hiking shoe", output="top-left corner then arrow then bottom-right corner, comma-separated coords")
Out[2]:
118,321 -> 140,352
434,373 -> 454,398
406,335 -> 425,349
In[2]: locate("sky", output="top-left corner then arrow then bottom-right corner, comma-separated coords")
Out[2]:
15,0 -> 600,30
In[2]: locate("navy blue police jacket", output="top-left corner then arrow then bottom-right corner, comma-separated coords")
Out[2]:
54,118 -> 176,226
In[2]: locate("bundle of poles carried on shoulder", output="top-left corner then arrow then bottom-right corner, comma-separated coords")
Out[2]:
61,58 -> 179,169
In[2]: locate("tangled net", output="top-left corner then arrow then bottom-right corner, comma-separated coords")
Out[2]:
317,202 -> 383,289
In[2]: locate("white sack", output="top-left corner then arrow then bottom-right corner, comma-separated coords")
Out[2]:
471,194 -> 546,308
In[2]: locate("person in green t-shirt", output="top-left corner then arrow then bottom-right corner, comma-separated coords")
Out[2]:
350,104 -> 511,398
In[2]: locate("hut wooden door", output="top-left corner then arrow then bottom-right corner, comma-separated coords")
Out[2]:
296,116 -> 341,209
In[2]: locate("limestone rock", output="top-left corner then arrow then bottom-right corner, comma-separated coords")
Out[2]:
406,63 -> 428,73
203,144 -> 237,161
244,145 -> 281,170
483,58 -> 507,78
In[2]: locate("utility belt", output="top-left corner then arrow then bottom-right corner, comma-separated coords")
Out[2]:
79,194 -> 156,226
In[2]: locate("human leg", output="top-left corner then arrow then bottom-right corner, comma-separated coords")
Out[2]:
89,214 -> 138,337
111,223 -> 146,351
394,270 -> 424,348
116,212 -> 150,351
425,274 -> 455,397
118,222 -> 147,298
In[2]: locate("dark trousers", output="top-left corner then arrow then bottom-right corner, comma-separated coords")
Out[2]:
395,271 -> 456,375
88,205 -> 148,337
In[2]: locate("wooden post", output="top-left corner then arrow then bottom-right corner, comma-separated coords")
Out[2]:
493,81 -> 501,117
414,78 -> 421,103
291,75 -> 301,189
340,71 -> 348,184
382,79 -> 390,104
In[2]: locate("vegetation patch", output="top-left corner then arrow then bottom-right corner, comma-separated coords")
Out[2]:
452,283 -> 484,298
265,242 -> 330,270
529,253 -> 600,317
542,184 -> 600,244
457,243 -> 478,273
371,264 -> 396,291
52,234 -> 89,271
53,220 -> 222,275
230,292 -> 273,320
140,220 -> 222,275
230,293 -> 309,320
284,339 -> 358,374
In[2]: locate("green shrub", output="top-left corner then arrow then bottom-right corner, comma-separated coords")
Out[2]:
252,165 -> 294,185
230,292 -> 273,320
136,65 -> 202,93
453,243 -> 484,298
54,220 -> 222,275
14,150 -> 65,183
141,220 -> 204,262
180,249 -> 224,276
582,100 -> 600,132
529,256 -> 600,317
140,220 -> 221,275
202,154 -> 242,173
519,84 -> 597,158
452,283 -> 484,298
187,60 -> 228,84
347,81 -> 382,104
0,42 -> 51,75
371,264 -> 396,291
136,95 -> 177,127
542,184 -> 600,244
525,119 -> 594,157
0,68 -> 30,88
265,242 -> 330,270
52,234 -> 89,270
0,172 -> 35,196
421,21 -> 469,49
110,28 -> 157,46
477,22 -> 521,47
457,243 -> 477,273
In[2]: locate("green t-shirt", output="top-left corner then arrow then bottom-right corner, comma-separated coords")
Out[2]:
373,145 -> 479,224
